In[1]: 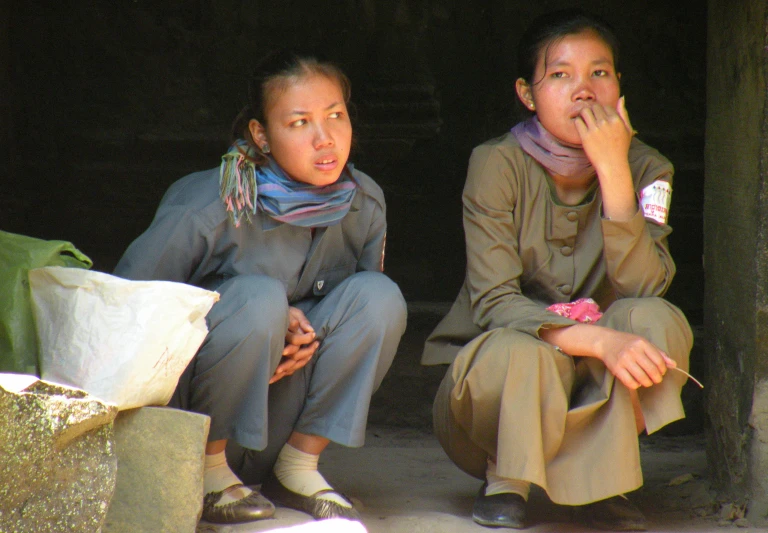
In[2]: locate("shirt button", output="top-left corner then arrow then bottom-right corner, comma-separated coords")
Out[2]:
566,211 -> 578,222
560,246 -> 573,256
558,284 -> 573,295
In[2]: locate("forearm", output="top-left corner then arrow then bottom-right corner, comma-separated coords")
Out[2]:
539,323 -> 607,359
596,160 -> 638,222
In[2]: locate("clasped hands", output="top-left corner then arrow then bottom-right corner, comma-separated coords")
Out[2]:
269,306 -> 320,384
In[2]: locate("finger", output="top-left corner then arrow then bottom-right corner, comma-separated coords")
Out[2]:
269,373 -> 284,384
286,330 -> 315,346
275,358 -> 299,375
590,103 -> 610,123
574,116 -> 589,139
578,106 -> 597,127
615,368 -> 640,390
289,307 -> 315,333
625,360 -> 654,387
282,343 -> 300,356
287,311 -> 300,331
662,353 -> 677,368
617,96 -> 633,133
298,317 -> 314,334
291,341 -> 319,362
634,354 -> 665,384
286,355 -> 312,375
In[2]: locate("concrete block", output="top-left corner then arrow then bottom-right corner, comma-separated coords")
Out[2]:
103,406 -> 210,533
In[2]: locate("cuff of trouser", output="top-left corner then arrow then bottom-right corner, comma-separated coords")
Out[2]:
234,427 -> 269,452
295,420 -> 366,448
641,379 -> 686,435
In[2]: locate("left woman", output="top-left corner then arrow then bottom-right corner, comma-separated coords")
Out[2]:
114,50 -> 407,525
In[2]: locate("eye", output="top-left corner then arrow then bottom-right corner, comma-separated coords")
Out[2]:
328,111 -> 343,119
289,118 -> 307,128
593,69 -> 610,77
550,71 -> 567,79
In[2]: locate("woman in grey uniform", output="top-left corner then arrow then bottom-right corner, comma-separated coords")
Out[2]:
115,51 -> 406,525
422,10 -> 693,531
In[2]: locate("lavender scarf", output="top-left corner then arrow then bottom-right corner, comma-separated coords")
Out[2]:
511,117 -> 595,180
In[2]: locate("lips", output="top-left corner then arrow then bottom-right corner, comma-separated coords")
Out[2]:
314,155 -> 338,172
569,106 -> 589,119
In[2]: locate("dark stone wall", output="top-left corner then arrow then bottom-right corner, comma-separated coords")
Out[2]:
3,1 -> 709,435
704,0 -> 768,515
3,0 -> 706,317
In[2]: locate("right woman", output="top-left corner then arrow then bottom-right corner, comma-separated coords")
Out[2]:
422,9 -> 693,531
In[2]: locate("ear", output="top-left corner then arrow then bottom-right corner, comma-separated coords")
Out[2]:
515,78 -> 535,111
248,119 -> 268,148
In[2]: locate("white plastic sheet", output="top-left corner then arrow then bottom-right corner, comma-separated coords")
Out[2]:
29,266 -> 219,410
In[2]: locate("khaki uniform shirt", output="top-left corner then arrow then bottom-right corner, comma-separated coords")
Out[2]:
422,133 -> 675,365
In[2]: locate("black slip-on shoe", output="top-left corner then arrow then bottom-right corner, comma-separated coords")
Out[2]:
472,484 -> 527,529
202,484 -> 275,524
261,474 -> 361,521
576,495 -> 648,531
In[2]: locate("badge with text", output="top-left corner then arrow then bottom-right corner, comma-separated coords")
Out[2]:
640,180 -> 672,225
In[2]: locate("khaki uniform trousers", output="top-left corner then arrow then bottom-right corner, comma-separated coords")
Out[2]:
433,297 -> 692,505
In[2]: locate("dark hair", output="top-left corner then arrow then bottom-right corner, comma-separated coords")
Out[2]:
517,8 -> 621,86
231,49 -> 352,165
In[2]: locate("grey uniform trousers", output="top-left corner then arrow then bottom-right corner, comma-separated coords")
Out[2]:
433,297 -> 692,505
171,271 -> 406,482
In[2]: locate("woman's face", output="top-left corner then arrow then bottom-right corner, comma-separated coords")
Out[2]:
519,30 -> 621,145
251,73 -> 352,186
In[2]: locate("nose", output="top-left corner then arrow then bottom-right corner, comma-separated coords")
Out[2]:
572,78 -> 596,102
313,122 -> 334,149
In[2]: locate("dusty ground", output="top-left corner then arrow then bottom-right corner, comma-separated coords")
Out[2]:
198,305 -> 754,532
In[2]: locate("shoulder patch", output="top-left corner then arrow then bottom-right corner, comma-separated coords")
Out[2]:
640,180 -> 672,224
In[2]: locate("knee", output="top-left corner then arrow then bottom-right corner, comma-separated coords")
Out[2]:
345,272 -> 407,331
209,275 -> 289,332
608,297 -> 693,351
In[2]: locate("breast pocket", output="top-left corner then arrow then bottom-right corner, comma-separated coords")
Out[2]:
312,263 -> 357,296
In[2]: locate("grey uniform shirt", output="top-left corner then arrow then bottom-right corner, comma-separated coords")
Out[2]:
423,133 -> 676,365
114,165 -> 387,299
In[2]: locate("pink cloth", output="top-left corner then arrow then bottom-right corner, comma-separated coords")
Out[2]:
547,298 -> 603,323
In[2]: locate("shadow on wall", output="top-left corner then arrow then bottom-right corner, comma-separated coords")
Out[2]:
4,0 -> 705,321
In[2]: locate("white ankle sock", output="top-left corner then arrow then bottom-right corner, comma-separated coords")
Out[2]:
485,458 -> 530,500
204,450 -> 252,505
274,443 -> 351,507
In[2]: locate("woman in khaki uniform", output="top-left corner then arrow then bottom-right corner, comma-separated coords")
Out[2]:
422,9 -> 693,531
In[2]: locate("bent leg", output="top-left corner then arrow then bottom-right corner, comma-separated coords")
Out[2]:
434,328 -> 575,483
236,271 -> 406,483
435,326 -> 646,505
182,275 -> 288,450
295,271 -> 407,446
599,297 -> 693,434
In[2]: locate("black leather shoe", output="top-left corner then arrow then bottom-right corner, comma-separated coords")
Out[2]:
577,495 -> 648,531
261,475 -> 361,521
202,484 -> 275,524
472,484 -> 527,529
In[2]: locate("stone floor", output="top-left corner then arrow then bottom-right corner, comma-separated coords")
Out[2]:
198,425 -> 762,533
194,303 -> 755,533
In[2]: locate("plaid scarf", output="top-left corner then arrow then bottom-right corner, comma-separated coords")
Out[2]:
219,140 -> 357,228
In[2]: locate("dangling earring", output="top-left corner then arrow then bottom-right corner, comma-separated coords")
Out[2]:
261,143 -> 271,154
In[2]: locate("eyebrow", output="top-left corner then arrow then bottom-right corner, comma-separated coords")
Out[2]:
548,57 -> 613,69
287,101 -> 344,117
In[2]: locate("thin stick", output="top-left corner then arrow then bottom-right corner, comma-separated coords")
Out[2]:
669,366 -> 704,389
